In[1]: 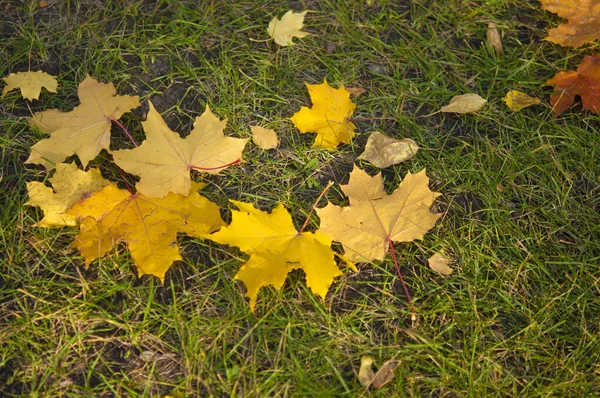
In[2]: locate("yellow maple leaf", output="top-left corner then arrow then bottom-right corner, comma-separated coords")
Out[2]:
207,200 -> 347,312
290,79 -> 356,149
2,71 -> 58,100
26,75 -> 140,169
26,162 -> 109,227
541,0 -> 600,48
112,102 -> 248,198
502,90 -> 542,112
267,10 -> 310,46
317,166 -> 441,263
66,182 -> 224,282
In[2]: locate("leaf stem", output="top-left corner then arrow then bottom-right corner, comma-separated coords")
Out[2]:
387,238 -> 416,321
189,159 -> 241,171
299,181 -> 333,234
110,117 -> 138,147
349,117 -> 397,123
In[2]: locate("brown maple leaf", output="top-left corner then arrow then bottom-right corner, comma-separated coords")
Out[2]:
541,0 -> 600,48
26,75 -> 139,169
317,166 -> 441,263
545,54 -> 600,116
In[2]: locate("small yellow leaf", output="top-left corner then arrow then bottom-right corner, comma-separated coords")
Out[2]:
2,71 -> 58,101
250,126 -> 279,149
428,252 -> 453,276
357,131 -> 418,168
486,22 -> 503,56
207,201 -> 344,312
267,10 -> 310,46
441,93 -> 487,114
502,90 -> 542,112
290,79 -> 356,149
26,163 -> 109,227
358,356 -> 376,387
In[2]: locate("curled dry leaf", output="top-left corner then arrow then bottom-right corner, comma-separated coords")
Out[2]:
441,93 -> 487,114
502,90 -> 542,112
357,131 -> 418,168
290,79 -> 356,149
540,0 -> 600,48
2,70 -> 58,100
487,22 -> 503,56
26,162 -> 109,227
428,252 -> 453,276
251,126 -> 279,149
267,10 -> 309,46
345,86 -> 367,96
545,54 -> 600,116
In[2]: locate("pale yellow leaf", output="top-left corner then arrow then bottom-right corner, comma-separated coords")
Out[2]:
358,356 -> 376,387
357,131 -> 418,168
251,126 -> 279,149
441,93 -> 487,114
267,10 -> 310,46
26,162 -> 109,227
428,252 -> 453,276
2,71 -> 58,100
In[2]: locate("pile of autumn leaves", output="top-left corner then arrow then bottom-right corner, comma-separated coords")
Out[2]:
4,3 -> 600,312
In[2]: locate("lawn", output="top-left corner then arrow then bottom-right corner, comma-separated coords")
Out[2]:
1,0 -> 599,396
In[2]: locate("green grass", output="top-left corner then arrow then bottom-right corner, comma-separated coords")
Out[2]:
1,0 -> 599,396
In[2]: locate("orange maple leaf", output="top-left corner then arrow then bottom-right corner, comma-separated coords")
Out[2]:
26,75 -> 140,169
112,102 -> 248,198
317,166 -> 441,263
67,182 -> 224,282
545,54 -> 600,116
541,0 -> 600,48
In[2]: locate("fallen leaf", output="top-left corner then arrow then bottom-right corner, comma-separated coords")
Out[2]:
502,90 -> 542,112
2,71 -> 58,101
251,126 -> 279,149
358,356 -> 376,387
441,93 -> 487,114
545,54 -> 600,116
267,10 -> 309,46
357,131 -> 418,168
427,252 -> 453,276
540,0 -> 600,48
26,162 -> 109,227
345,87 -> 367,96
112,102 -> 248,198
317,166 -> 441,263
358,356 -> 400,389
486,22 -> 503,56
290,79 -> 356,149
26,75 -> 140,169
207,201 -> 348,312
67,182 -> 224,282
372,360 -> 400,389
